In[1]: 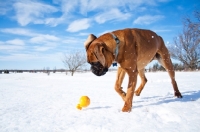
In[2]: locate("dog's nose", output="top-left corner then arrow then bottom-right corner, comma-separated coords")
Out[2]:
90,61 -> 108,76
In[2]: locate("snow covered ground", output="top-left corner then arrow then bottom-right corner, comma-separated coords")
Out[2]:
0,71 -> 200,132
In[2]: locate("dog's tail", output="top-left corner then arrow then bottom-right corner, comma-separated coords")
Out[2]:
152,53 -> 161,62
153,36 -> 163,63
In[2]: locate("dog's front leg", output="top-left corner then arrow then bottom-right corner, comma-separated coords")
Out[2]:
115,67 -> 126,101
122,70 -> 138,112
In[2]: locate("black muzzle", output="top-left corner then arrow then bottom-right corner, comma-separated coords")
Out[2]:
90,62 -> 108,76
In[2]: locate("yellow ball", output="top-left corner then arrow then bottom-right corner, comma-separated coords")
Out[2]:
76,104 -> 82,110
79,96 -> 90,107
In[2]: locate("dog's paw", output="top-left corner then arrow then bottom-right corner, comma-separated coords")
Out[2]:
122,103 -> 132,112
174,92 -> 183,98
134,90 -> 141,96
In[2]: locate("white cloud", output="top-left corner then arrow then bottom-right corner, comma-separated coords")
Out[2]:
97,30 -> 112,36
95,8 -> 131,24
30,35 -> 60,44
58,0 -> 79,14
33,46 -> 52,51
0,52 -> 63,61
44,0 -> 79,27
6,39 -> 25,45
66,18 -> 91,32
0,6 -> 9,15
1,28 -> 60,45
79,0 -> 122,14
79,0 -> 156,13
62,37 -> 85,44
0,28 -> 60,53
133,15 -> 165,25
50,0 -> 160,26
0,28 -> 37,37
77,32 -> 90,36
29,35 -> 60,52
0,41 -> 24,51
44,16 -> 66,27
9,0 -> 165,27
0,53 -> 38,61
153,29 -> 171,32
13,1 -> 58,26
0,1 -> 13,15
56,0 -> 152,15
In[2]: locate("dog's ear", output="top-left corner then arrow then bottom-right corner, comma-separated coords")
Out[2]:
84,34 -> 97,50
94,44 -> 106,66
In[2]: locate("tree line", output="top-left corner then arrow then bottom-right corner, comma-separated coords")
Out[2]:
148,62 -> 200,72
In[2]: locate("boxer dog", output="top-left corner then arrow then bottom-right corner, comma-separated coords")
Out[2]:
84,28 -> 182,112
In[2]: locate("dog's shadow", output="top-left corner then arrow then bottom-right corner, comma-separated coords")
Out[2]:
85,91 -> 200,111
134,90 -> 200,109
87,106 -> 112,110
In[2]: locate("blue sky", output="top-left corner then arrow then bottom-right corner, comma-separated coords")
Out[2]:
0,0 -> 199,70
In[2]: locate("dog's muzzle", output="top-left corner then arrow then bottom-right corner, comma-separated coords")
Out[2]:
90,62 -> 108,76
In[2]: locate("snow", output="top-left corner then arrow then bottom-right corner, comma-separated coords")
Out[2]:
0,71 -> 200,132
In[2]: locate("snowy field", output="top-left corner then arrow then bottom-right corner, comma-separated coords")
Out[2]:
0,71 -> 200,132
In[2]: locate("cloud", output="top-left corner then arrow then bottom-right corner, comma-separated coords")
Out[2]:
0,1 -> 14,15
33,46 -> 52,51
0,28 -> 61,52
95,8 -> 131,24
152,29 -> 171,32
44,16 -> 66,27
0,52 -> 63,62
50,0 -> 160,26
133,15 -> 165,25
77,32 -> 91,36
56,0 -> 79,14
0,53 -> 38,61
30,35 -> 60,44
0,4 -> 10,15
78,0 -> 157,13
97,30 -> 113,36
1,28 -> 60,44
61,37 -> 85,45
10,0 -> 166,27
79,0 -> 123,14
0,40 -> 25,51
0,28 -> 37,37
6,39 -> 25,45
13,1 -> 58,26
28,34 -> 60,52
66,18 -> 91,32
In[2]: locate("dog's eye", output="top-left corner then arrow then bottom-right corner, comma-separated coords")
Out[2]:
102,48 -> 105,53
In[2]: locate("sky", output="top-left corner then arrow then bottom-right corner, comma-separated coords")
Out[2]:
0,0 -> 199,70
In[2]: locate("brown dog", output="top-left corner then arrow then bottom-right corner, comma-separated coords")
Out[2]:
84,28 -> 182,112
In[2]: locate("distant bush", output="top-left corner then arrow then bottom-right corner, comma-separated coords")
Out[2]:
4,70 -> 9,74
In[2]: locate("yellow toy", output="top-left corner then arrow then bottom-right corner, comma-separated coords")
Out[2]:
76,96 -> 90,110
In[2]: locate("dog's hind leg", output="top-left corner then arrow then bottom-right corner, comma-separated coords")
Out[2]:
135,69 -> 147,96
156,37 -> 182,98
115,67 -> 126,101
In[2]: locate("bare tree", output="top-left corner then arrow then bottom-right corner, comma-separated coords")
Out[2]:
63,51 -> 87,76
169,11 -> 200,70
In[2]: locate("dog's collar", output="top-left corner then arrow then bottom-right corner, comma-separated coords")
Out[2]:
110,32 -> 120,62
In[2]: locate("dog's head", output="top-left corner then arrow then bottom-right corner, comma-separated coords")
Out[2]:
84,34 -> 113,76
